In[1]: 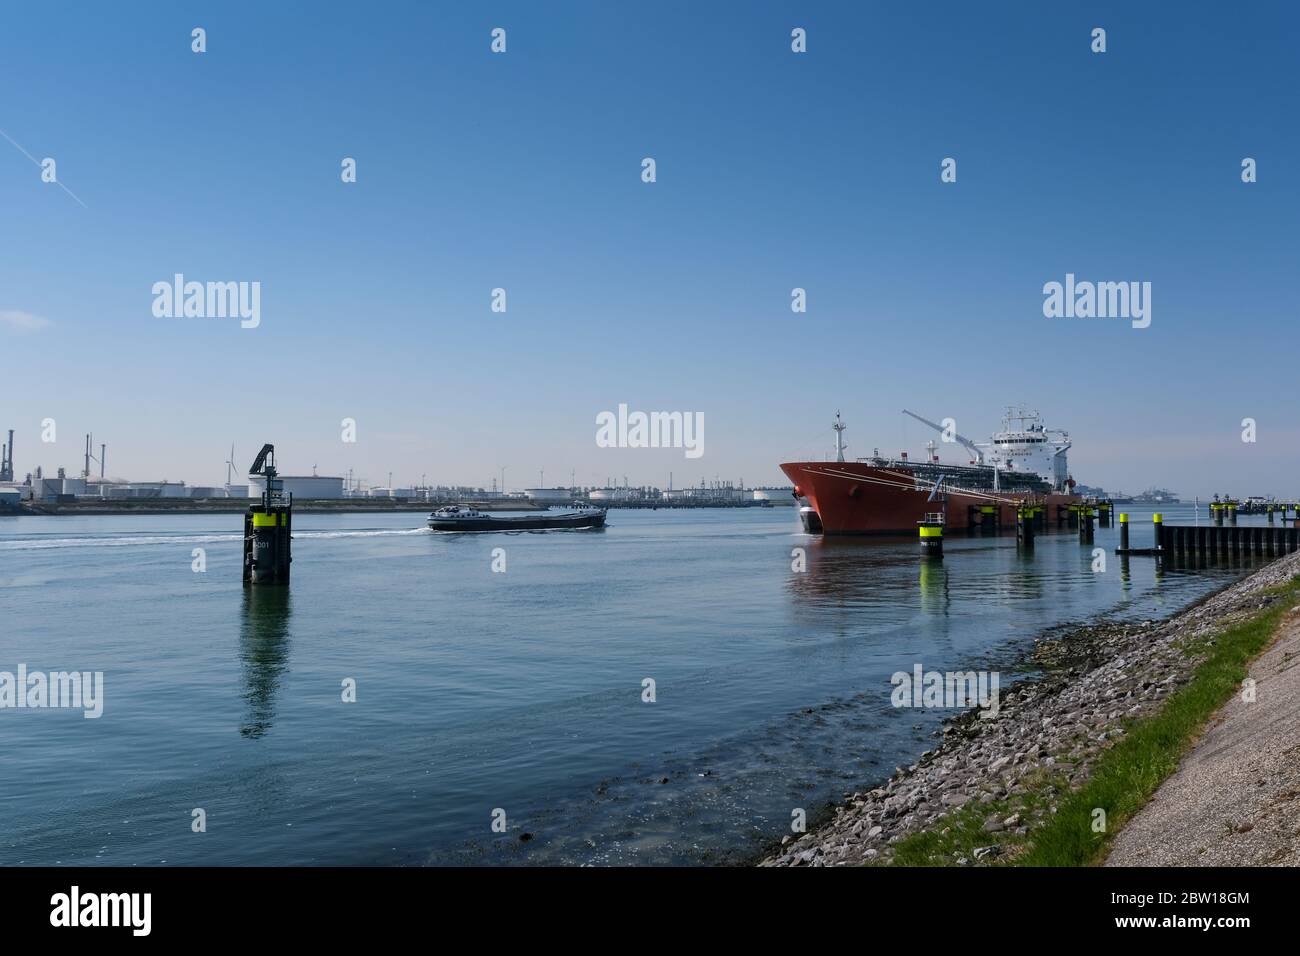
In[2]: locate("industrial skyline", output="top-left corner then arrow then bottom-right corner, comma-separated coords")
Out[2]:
1,405 -> 1296,500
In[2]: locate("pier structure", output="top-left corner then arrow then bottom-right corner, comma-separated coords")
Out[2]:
1117,511 -> 1300,560
1016,506 -> 1034,549
1116,512 -> 1163,556
1079,504 -> 1095,544
918,513 -> 944,559
243,444 -> 293,585
1157,522 -> 1300,560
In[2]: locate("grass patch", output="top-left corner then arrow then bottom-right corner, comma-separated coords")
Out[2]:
886,768 -> 1067,866
887,578 -> 1299,867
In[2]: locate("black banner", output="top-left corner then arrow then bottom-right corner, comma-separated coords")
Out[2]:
0,865 -> 1272,940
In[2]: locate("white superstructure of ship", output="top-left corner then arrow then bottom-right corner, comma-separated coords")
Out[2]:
901,405 -> 1072,491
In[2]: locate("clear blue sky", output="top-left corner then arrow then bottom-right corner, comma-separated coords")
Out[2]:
2,1 -> 1297,496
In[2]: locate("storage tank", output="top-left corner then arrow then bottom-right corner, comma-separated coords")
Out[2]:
525,487 -> 573,503
248,475 -> 345,499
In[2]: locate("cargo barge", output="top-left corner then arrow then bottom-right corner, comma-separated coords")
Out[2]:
427,504 -> 607,532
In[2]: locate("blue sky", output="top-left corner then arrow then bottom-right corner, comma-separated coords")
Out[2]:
1,1 -> 1297,495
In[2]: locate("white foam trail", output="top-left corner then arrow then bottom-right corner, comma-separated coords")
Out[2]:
0,528 -> 430,551
294,528 -> 430,539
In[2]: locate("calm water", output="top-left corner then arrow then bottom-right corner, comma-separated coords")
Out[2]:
0,504 -> 1260,865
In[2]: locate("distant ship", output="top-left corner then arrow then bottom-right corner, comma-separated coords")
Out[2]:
780,407 -> 1082,535
1132,487 -> 1181,504
427,503 -> 607,532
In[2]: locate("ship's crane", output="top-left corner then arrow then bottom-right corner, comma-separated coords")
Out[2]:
901,410 -> 985,465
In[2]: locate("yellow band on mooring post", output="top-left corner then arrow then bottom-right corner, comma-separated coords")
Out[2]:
1119,513 -> 1128,523
252,512 -> 280,528
919,526 -> 943,537
1153,513 -> 1163,524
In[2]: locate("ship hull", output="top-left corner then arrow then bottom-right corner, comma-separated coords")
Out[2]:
780,461 -> 1078,535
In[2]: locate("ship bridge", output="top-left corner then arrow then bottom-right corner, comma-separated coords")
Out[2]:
981,406 -> 1071,490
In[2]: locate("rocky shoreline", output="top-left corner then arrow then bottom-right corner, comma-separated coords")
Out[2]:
761,551 -> 1300,867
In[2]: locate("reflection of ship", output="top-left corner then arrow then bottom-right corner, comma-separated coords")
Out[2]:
781,408 -> 1081,535
1133,486 -> 1181,504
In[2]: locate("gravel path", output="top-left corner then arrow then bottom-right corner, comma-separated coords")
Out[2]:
1105,608 -> 1300,866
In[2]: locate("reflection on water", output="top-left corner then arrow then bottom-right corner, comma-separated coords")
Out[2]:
918,558 -> 949,616
787,536 -> 916,607
238,587 -> 293,739
787,531 -> 1074,610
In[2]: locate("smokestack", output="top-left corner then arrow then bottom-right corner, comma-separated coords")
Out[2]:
100,443 -> 105,479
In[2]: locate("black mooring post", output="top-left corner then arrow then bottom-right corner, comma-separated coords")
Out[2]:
919,518 -> 944,559
242,511 -> 253,584
245,443 -> 293,586
1017,507 -> 1034,549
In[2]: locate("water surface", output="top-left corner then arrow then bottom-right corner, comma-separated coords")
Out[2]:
0,505 -> 1253,864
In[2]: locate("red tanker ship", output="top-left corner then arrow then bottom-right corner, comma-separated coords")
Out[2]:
781,408 -> 1082,535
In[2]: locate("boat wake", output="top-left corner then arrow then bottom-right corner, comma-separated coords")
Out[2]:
0,528 -> 431,551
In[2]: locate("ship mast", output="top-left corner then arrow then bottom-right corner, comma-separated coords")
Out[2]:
833,412 -> 846,463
